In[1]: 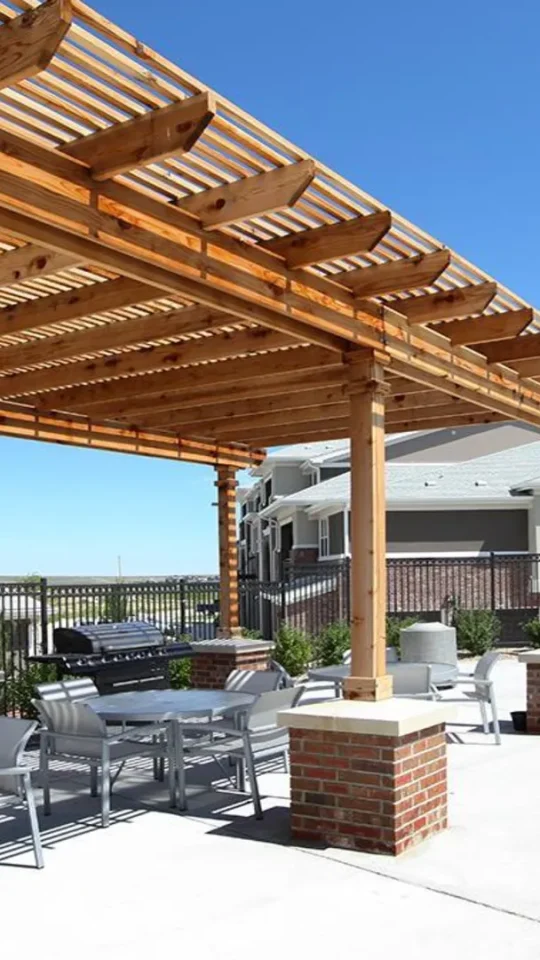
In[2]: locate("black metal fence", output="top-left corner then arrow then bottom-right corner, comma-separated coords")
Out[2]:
1,554 -> 540,714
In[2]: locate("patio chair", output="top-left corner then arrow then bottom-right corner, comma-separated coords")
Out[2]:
184,687 -> 304,819
0,718 -> 44,868
224,668 -> 281,694
35,678 -> 164,780
34,699 -> 169,827
342,647 -> 399,665
388,663 -> 435,699
453,651 -> 501,744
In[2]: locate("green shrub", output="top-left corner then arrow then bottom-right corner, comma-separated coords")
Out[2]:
168,658 -> 192,689
240,627 -> 264,640
273,624 -> 312,678
385,615 -> 422,655
452,608 -> 500,656
314,621 -> 351,666
521,617 -> 540,649
1,663 -> 58,718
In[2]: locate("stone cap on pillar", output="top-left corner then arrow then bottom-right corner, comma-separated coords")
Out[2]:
518,651 -> 540,664
278,697 -> 455,737
190,638 -> 274,655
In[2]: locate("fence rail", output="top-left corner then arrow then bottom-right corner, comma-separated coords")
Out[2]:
1,555 -> 539,714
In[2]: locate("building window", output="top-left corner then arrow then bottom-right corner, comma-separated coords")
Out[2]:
264,477 -> 272,505
328,512 -> 345,555
319,517 -> 329,557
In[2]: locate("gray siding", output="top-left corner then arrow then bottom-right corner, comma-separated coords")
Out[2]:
272,464 -> 310,496
387,423 -> 540,465
386,509 -> 528,553
294,511 -> 318,546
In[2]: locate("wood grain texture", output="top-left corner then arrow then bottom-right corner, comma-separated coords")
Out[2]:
401,282 -> 497,324
346,250 -> 450,298
0,0 -> 71,89
265,211 -> 391,269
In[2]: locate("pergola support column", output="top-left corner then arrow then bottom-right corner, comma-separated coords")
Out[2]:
215,466 -> 242,639
343,352 -> 392,702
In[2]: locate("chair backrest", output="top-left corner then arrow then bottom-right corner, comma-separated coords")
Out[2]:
269,660 -> 295,688
386,646 -> 399,663
389,663 -> 432,696
473,651 -> 500,698
225,669 -> 280,695
34,699 -> 106,739
0,717 -> 37,795
247,686 -> 304,731
35,677 -> 99,702
342,649 -> 351,664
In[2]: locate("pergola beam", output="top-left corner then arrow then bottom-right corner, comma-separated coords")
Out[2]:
0,138 -> 538,427
475,330 -> 540,365
443,307 -> 533,346
264,211 -> 392,269
0,304 -> 229,374
0,401 -> 262,468
64,93 -> 216,181
0,0 -> 71,89
400,282 -> 497,325
0,327 -> 299,399
178,160 -> 316,229
0,277 -> 158,339
344,250 -> 450,299
0,244 -> 78,285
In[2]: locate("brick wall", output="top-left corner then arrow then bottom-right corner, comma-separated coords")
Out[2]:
526,663 -> 540,734
289,723 -> 447,855
191,647 -> 271,689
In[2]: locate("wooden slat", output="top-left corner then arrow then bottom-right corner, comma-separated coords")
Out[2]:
178,160 -> 316,229
344,250 -> 450,299
0,327 -> 299,398
0,244 -> 79,284
29,346 -> 340,413
0,0 -> 72,89
0,276 -> 157,339
0,304 -> 228,373
443,308 -> 533,347
386,400 -> 486,425
473,330 -> 540,364
64,92 -> 215,180
401,282 -> 497,325
163,401 -> 350,437
216,467 -> 240,634
263,211 -> 391,269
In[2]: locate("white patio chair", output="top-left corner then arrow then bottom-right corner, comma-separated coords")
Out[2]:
184,687 -> 304,818
225,668 -> 281,694
342,647 -> 399,665
35,678 -> 99,702
453,651 -> 501,744
0,718 -> 44,868
34,699 -> 169,827
389,662 -> 435,699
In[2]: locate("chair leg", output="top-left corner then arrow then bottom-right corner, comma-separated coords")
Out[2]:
40,734 -> 50,817
90,765 -> 98,797
283,749 -> 290,774
490,693 -> 502,745
23,772 -> 44,869
167,722 -> 177,808
479,700 -> 489,735
242,731 -> 263,820
101,747 -> 111,828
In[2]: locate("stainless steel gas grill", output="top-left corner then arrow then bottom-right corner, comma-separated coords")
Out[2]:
30,621 -> 193,694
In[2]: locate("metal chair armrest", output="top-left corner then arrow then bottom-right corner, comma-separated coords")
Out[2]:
106,723 -> 163,743
0,766 -> 31,777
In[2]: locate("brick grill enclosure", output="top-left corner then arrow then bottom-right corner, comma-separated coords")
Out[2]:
526,664 -> 540,734
191,646 -> 272,689
289,723 -> 447,855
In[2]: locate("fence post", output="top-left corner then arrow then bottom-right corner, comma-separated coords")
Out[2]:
280,580 -> 287,623
39,577 -> 49,654
179,578 -> 186,636
490,552 -> 496,611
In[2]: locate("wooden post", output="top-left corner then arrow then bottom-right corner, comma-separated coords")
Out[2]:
343,352 -> 392,702
215,466 -> 242,638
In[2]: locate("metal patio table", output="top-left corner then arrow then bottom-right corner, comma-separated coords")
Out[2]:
89,689 -> 256,810
308,662 -> 457,696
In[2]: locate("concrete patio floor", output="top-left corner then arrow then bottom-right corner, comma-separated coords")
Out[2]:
1,657 -> 539,959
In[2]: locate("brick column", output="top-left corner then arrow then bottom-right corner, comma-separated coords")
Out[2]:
279,699 -> 454,856
191,639 -> 274,690
518,652 -> 540,733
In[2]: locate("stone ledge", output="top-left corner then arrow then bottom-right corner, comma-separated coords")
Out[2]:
518,651 -> 540,664
191,639 -> 274,655
278,697 -> 455,738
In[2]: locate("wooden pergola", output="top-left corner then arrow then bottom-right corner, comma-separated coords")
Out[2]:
1,0 -> 539,699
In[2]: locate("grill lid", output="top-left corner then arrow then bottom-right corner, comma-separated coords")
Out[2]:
54,621 -> 165,655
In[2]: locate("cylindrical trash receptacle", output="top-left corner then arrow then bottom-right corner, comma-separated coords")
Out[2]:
400,621 -> 458,668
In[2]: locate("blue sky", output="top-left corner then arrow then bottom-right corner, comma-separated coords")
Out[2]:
1,0 -> 539,576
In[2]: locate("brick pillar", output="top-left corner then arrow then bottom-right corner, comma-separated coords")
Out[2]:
518,652 -> 540,733
279,699 -> 453,856
191,639 -> 274,690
